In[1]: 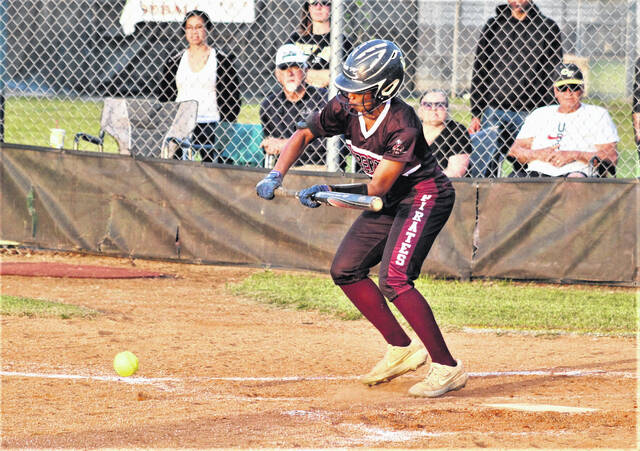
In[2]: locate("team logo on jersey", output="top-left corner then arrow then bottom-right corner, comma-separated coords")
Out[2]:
391,139 -> 405,156
347,141 -> 381,177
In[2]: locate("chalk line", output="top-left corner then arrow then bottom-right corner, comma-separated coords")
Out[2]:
0,371 -> 180,388
282,409 -> 573,446
1,367 -> 635,386
484,403 -> 598,413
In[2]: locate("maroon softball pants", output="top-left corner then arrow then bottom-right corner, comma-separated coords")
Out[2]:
330,181 -> 455,301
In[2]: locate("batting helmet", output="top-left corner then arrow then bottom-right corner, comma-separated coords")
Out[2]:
334,39 -> 405,113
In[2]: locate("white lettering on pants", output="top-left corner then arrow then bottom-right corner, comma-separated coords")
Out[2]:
394,195 -> 432,267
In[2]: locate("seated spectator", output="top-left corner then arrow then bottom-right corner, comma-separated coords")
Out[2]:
418,90 -> 471,177
287,1 -> 353,89
156,9 -> 241,162
260,44 -> 327,169
508,63 -> 618,177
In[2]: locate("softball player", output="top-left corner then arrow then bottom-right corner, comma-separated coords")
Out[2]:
256,40 -> 467,397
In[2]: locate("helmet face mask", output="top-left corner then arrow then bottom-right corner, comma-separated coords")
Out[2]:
334,39 -> 405,114
337,89 -> 379,116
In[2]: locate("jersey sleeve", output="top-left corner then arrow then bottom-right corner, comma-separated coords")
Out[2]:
383,127 -> 420,163
306,96 -> 347,138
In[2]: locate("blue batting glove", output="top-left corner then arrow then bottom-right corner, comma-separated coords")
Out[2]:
256,170 -> 283,200
298,184 -> 330,208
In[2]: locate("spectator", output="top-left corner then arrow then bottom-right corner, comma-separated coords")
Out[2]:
633,57 -> 640,162
260,44 -> 328,169
507,63 -> 618,177
469,0 -> 563,177
287,1 -> 353,89
418,90 -> 471,177
157,9 -> 241,162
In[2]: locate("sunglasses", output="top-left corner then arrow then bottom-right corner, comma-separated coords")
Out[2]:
557,84 -> 583,92
277,63 -> 303,70
309,0 -> 331,6
420,101 -> 447,110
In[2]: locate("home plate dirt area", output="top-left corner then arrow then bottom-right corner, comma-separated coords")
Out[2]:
1,251 -> 636,448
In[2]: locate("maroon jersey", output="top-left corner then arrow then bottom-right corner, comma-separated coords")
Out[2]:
307,97 -> 452,206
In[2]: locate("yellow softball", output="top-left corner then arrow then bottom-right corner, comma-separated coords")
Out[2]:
113,351 -> 139,377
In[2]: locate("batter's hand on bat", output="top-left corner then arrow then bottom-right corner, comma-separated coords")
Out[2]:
256,170 -> 283,200
298,184 -> 330,208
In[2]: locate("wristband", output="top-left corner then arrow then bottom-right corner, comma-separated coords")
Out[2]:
329,183 -> 368,195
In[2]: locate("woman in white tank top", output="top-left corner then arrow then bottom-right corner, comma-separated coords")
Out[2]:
157,10 -> 242,163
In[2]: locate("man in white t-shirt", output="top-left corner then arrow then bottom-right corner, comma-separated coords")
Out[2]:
508,63 -> 618,177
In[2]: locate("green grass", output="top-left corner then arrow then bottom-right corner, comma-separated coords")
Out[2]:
230,271 -> 637,336
5,94 -> 639,177
230,271 -> 363,320
0,294 -> 99,319
589,60 -> 627,99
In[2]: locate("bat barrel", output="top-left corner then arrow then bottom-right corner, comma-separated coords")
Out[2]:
313,191 -> 383,212
272,187 -> 383,212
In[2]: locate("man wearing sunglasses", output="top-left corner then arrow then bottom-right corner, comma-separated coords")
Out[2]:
508,63 -> 618,177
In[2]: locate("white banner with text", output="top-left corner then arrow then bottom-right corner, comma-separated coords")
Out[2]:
120,0 -> 255,35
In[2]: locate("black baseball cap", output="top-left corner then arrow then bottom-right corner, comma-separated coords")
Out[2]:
554,63 -> 584,88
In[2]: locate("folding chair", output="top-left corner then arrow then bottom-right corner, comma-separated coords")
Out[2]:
73,98 -> 198,159
588,156 -> 617,178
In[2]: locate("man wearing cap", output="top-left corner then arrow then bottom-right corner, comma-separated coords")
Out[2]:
508,63 -> 618,177
260,44 -> 328,169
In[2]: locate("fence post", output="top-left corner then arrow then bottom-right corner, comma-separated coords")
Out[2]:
576,0 -> 583,55
327,0 -> 345,172
451,0 -> 462,97
637,0 -> 640,53
0,0 -> 6,143
635,0 -> 640,96
626,0 -> 637,98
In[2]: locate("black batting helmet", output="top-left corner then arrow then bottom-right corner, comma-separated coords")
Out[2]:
334,39 -> 405,112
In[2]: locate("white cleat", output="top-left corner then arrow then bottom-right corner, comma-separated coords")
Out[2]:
360,339 -> 428,386
408,359 -> 468,398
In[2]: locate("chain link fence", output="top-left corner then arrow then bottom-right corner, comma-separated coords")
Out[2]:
2,0 -> 639,177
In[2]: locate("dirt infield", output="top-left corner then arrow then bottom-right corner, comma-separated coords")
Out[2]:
1,251 -> 637,448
